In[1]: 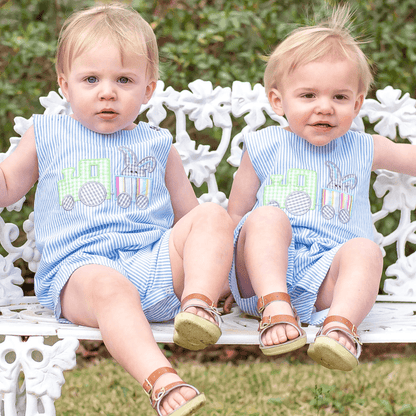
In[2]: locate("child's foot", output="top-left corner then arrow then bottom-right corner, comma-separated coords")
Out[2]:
257,292 -> 307,356
153,373 -> 198,416
323,321 -> 357,354
307,315 -> 361,371
174,293 -> 222,350
182,301 -> 218,326
261,301 -> 300,346
145,367 -> 206,416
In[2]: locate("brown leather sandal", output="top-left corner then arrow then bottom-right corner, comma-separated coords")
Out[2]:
174,293 -> 222,351
143,367 -> 206,415
257,292 -> 307,356
307,315 -> 362,371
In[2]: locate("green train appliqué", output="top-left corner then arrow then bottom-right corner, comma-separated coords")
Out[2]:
263,162 -> 357,223
58,147 -> 156,211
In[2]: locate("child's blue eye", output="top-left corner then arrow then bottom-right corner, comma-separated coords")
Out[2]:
118,77 -> 130,84
86,76 -> 98,84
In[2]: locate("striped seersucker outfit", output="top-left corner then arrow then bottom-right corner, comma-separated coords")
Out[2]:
229,126 -> 375,325
33,114 -> 181,323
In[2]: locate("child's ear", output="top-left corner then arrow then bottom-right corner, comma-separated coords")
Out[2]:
143,80 -> 157,104
58,74 -> 70,102
354,93 -> 365,115
268,88 -> 285,116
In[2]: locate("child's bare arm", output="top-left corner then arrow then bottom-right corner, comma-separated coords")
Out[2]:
0,126 -> 39,207
227,151 -> 260,226
372,134 -> 416,175
165,146 -> 199,224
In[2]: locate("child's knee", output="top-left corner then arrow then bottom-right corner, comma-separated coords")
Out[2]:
195,202 -> 233,231
340,238 -> 383,281
87,271 -> 140,308
347,238 -> 382,263
360,238 -> 383,271
245,205 -> 291,232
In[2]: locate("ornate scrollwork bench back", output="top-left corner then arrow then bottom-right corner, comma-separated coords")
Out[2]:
0,80 -> 416,415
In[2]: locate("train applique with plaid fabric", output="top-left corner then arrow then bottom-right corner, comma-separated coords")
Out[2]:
57,146 -> 156,211
263,161 -> 357,223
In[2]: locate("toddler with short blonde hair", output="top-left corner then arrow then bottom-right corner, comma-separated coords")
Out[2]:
228,5 -> 416,372
0,4 -> 234,415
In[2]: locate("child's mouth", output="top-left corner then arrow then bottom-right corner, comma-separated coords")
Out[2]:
98,110 -> 117,120
312,123 -> 333,128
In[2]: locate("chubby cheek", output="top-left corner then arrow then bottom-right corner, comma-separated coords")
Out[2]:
126,100 -> 143,119
338,112 -> 355,127
72,95 -> 91,113
285,111 -> 306,130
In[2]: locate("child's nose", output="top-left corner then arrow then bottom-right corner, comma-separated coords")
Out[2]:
99,81 -> 116,101
315,97 -> 334,114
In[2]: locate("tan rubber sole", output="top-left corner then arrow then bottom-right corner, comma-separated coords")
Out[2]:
307,336 -> 358,371
260,333 -> 307,356
169,393 -> 206,416
174,312 -> 221,350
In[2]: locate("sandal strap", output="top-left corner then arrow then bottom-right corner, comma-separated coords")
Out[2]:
317,315 -> 362,358
258,314 -> 304,348
151,381 -> 184,408
181,293 -> 222,327
321,315 -> 358,338
143,367 -> 177,396
259,314 -> 300,331
257,292 -> 291,314
181,293 -> 217,308
152,381 -> 201,413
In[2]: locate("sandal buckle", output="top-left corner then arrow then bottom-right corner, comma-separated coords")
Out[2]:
259,315 -> 271,330
352,333 -> 362,346
208,303 -> 217,312
143,379 -> 152,396
156,387 -> 166,401
351,325 -> 362,345
258,296 -> 266,314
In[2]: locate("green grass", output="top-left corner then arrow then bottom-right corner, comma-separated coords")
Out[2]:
56,354 -> 416,416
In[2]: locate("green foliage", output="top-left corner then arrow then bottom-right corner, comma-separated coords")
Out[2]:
376,398 -> 416,416
2,0 -> 416,152
2,0 -> 416,147
55,356 -> 416,415
309,384 -> 366,413
150,0 -> 303,88
0,0 -> 93,148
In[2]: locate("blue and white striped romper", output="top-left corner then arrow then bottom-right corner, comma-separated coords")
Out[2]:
229,127 -> 374,324
33,115 -> 181,323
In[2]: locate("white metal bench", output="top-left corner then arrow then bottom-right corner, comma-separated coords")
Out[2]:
1,80 -> 416,415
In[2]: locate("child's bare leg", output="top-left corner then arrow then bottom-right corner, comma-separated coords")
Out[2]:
170,202 -> 234,321
235,206 -> 298,346
315,238 -> 383,352
61,265 -> 195,416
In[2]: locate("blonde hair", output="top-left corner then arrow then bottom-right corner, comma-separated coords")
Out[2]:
55,3 -> 159,81
264,6 -> 373,95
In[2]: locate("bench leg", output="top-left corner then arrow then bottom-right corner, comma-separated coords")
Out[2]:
0,335 -> 79,416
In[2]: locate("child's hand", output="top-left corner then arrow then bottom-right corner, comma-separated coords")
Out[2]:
222,293 -> 234,314
219,281 -> 234,314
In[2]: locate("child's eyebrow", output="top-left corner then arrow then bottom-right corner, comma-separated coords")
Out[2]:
333,88 -> 354,92
293,87 -> 355,94
332,89 -> 355,96
76,69 -> 139,77
293,87 -> 316,93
